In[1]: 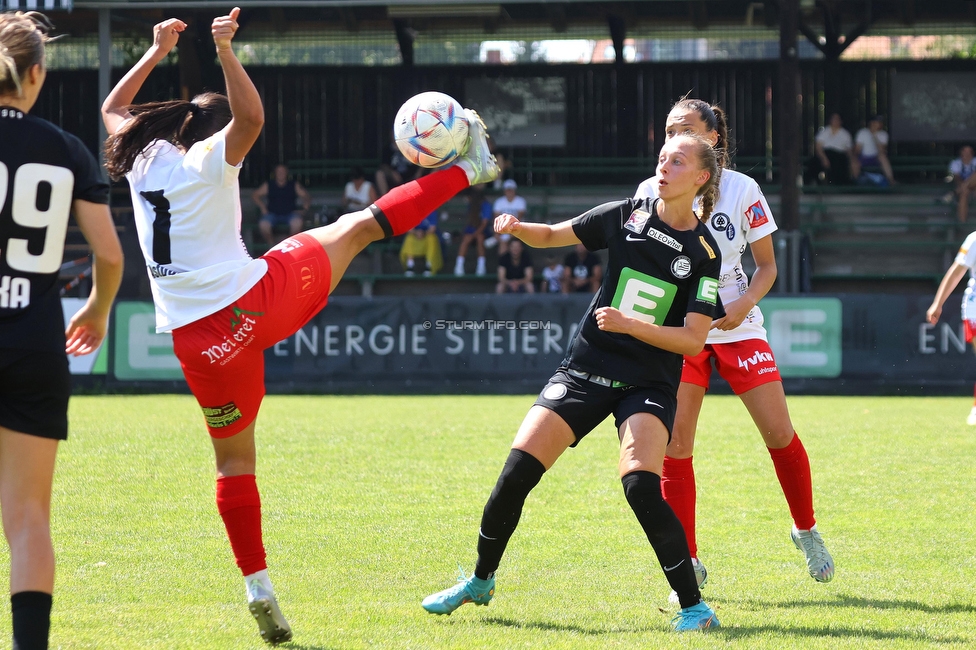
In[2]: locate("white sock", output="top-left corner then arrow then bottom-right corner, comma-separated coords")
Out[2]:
245,569 -> 274,600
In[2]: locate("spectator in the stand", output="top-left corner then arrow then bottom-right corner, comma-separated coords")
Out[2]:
490,179 -> 527,256
251,163 -> 310,245
540,255 -> 564,293
948,145 -> 976,223
454,186 -> 491,276
400,210 -> 443,276
496,239 -> 534,294
374,161 -> 403,197
341,166 -> 378,212
810,113 -> 853,185
852,115 -> 895,187
562,243 -> 602,293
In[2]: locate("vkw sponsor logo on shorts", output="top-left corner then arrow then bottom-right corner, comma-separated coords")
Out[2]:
737,350 -> 775,372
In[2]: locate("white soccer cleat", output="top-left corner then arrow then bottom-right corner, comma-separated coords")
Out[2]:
791,524 -> 835,583
967,406 -> 976,426
455,109 -> 499,186
668,557 -> 708,604
247,579 -> 292,645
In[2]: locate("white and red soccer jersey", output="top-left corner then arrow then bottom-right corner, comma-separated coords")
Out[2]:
126,131 -> 267,332
635,168 -> 778,343
953,230 -> 976,324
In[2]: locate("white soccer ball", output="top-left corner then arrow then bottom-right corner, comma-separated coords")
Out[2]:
394,91 -> 469,168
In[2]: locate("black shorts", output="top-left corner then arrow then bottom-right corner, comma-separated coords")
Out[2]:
0,348 -> 70,440
533,367 -> 677,446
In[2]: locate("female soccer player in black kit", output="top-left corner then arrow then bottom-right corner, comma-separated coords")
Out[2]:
0,12 -> 123,650
422,133 -> 725,632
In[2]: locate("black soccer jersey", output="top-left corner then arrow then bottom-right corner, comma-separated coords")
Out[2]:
564,198 -> 724,391
0,107 -> 110,352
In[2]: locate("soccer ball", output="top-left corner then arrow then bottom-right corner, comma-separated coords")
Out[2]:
393,92 -> 469,168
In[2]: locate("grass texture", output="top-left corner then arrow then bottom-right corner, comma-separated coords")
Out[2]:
2,394 -> 974,649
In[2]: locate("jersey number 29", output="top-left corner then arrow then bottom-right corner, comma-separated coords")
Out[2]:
0,161 -> 73,274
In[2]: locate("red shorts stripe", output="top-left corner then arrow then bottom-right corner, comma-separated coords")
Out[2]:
681,338 -> 782,395
172,233 -> 332,437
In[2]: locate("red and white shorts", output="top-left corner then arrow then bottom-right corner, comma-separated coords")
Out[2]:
172,234 -> 332,438
680,338 -> 782,395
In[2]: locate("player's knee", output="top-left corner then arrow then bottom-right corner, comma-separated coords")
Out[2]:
622,470 -> 664,510
492,448 -> 545,498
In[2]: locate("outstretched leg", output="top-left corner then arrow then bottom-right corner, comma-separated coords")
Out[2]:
306,110 -> 498,291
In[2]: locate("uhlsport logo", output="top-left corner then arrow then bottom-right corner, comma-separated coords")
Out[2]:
610,267 -> 677,324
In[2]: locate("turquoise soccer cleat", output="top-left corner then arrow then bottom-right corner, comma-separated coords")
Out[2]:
422,567 -> 495,615
670,601 -> 720,631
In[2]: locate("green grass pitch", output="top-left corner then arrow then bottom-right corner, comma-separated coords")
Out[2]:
3,394 -> 975,649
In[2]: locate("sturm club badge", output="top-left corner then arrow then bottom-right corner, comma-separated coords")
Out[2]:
710,212 -> 730,232
671,255 -> 692,279
543,383 -> 568,400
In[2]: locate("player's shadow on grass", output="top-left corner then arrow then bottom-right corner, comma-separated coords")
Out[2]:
713,623 -> 967,644
712,592 -> 976,615
278,644 -> 342,650
482,615 -> 651,636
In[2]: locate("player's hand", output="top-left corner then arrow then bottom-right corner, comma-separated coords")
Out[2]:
212,7 -> 240,52
711,297 -> 754,331
152,18 -> 187,55
65,306 -> 109,357
595,306 -> 631,334
926,303 -> 942,325
493,213 -> 521,236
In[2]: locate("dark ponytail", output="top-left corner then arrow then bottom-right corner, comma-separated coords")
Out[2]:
671,98 -> 731,170
104,92 -> 232,180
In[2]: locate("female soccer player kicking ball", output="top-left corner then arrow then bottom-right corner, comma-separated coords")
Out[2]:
102,10 -> 497,644
423,133 -> 724,632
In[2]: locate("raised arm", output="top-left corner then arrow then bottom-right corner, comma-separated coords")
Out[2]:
494,213 -> 580,249
101,18 -> 186,136
213,8 -> 264,166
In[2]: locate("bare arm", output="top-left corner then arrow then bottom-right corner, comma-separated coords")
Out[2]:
712,234 -> 777,331
595,308 -> 713,357
494,213 -> 581,249
65,200 -> 124,356
213,8 -> 264,166
927,261 -> 970,324
101,18 -> 186,136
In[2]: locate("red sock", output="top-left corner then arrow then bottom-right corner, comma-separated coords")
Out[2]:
373,165 -> 469,237
216,474 -> 267,576
661,455 -> 697,558
767,433 -> 816,530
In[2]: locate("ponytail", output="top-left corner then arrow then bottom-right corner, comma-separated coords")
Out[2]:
104,92 -> 232,180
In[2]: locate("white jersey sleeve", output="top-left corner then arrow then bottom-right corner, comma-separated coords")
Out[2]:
954,230 -> 976,269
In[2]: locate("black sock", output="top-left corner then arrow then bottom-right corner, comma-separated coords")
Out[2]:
474,449 -> 546,580
11,591 -> 52,650
621,471 -> 702,609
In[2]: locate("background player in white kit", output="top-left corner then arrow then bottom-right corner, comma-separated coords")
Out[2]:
634,98 -> 834,599
926,230 -> 976,424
